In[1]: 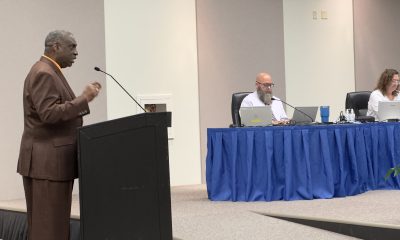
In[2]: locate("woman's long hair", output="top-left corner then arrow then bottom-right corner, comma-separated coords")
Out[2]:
375,69 -> 399,95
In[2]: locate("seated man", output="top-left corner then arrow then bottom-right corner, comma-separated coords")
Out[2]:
240,72 -> 288,124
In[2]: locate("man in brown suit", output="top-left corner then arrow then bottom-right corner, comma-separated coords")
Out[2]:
17,30 -> 101,240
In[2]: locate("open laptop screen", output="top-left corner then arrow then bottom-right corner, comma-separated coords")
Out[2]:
291,106 -> 318,124
377,101 -> 400,121
239,106 -> 273,126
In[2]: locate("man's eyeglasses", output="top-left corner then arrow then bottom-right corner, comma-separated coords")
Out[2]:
257,81 -> 275,89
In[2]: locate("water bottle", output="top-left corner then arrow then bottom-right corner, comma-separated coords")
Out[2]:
349,109 -> 355,122
345,109 -> 350,122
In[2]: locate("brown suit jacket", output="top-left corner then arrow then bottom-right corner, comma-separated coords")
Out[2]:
17,56 -> 90,181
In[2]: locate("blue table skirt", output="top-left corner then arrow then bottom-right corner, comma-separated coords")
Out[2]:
206,123 -> 400,201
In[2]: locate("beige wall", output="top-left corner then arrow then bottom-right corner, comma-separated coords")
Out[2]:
283,0 -> 355,120
104,0 -> 202,186
0,0 -> 107,200
354,0 -> 400,91
196,0 -> 286,182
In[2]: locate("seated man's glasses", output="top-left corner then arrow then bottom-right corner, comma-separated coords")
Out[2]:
257,81 -> 275,89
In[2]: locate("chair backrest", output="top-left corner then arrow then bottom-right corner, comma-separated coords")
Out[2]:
231,92 -> 251,126
345,91 -> 371,117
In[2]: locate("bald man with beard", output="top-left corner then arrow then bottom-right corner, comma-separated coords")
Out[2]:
240,72 -> 289,124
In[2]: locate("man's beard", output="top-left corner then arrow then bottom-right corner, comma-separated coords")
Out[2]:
257,89 -> 272,105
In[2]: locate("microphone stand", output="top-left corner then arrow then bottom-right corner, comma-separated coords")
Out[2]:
94,67 -> 147,112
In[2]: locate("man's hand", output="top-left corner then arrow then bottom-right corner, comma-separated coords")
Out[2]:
82,82 -> 102,102
272,119 -> 290,125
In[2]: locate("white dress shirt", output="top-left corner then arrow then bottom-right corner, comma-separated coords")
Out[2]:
240,91 -> 288,121
367,89 -> 400,120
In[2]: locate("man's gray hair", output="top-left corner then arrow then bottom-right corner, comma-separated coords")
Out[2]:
44,30 -> 73,52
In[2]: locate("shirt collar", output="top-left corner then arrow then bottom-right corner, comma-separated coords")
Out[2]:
42,55 -> 61,71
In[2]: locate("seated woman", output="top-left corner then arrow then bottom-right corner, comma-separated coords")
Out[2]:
367,69 -> 400,120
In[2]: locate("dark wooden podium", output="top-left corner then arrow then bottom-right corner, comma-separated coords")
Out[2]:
78,112 -> 172,240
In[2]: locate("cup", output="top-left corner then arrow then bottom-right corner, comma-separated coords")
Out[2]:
320,106 -> 330,123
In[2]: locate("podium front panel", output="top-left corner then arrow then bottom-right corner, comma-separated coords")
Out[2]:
78,112 -> 172,240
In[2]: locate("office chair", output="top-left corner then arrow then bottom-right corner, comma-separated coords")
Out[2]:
231,92 -> 251,127
345,91 -> 374,122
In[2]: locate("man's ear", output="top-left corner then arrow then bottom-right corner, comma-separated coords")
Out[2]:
53,42 -> 60,52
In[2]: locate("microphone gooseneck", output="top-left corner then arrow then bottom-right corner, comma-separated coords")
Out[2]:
94,67 -> 147,112
271,97 -> 314,122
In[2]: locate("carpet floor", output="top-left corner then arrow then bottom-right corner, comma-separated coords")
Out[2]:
2,185 -> 400,239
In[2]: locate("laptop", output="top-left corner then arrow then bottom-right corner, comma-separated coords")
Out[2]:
291,106 -> 318,124
239,106 -> 273,126
377,101 -> 400,121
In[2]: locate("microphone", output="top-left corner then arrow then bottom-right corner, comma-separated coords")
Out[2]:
94,67 -> 147,112
271,97 -> 314,122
